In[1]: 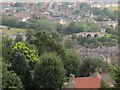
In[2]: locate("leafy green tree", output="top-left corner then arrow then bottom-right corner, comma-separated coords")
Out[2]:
2,61 -> 23,89
10,51 -> 31,88
96,16 -> 104,21
9,42 -> 39,88
85,38 -> 100,48
12,42 -> 39,68
112,11 -> 118,20
63,49 -> 81,76
92,7 -> 104,16
50,31 -> 63,42
34,31 -> 65,59
64,22 -> 85,34
2,15 -> 20,28
56,23 -> 63,33
77,36 -> 87,45
86,22 -> 100,32
79,58 -> 109,77
25,18 -> 57,32
79,3 -> 91,10
103,8 -> 111,16
106,27 -> 118,35
110,66 -> 120,88
34,53 -> 66,90
26,29 -> 35,44
2,36 -> 13,63
64,39 -> 77,49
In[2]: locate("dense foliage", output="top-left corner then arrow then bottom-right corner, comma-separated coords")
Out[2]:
12,42 -> 39,64
2,36 -> 13,62
1,2 -> 119,89
64,21 -> 100,34
34,53 -> 66,90
9,42 -> 39,88
63,49 -> 81,76
2,61 -> 23,89
110,66 -> 120,88
79,58 -> 109,77
34,31 -> 65,59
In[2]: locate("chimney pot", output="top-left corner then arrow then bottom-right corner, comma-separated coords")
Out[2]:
69,73 -> 75,82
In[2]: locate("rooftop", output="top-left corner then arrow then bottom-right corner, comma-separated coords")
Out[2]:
74,77 -> 101,88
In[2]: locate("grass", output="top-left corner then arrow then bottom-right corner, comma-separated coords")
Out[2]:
108,6 -> 118,11
0,28 -> 26,36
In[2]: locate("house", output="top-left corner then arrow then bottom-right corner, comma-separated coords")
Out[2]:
14,12 -> 31,22
64,74 -> 101,90
90,72 -> 115,87
0,25 -> 8,29
59,19 -> 67,25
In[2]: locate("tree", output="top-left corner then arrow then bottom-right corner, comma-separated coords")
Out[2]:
50,31 -> 63,42
110,66 -> 120,88
15,33 -> 23,43
64,39 -> 77,49
79,3 -> 91,10
86,22 -> 100,32
26,29 -> 35,44
79,58 -> 109,77
10,51 -> 31,88
9,42 -> 39,88
77,36 -> 87,45
34,53 -> 66,90
56,23 -> 63,33
14,2 -> 23,7
11,42 -> 39,68
25,18 -> 57,31
34,31 -> 65,59
85,38 -> 100,48
96,16 -> 104,21
2,36 -> 13,63
64,22 -> 85,34
103,8 -> 109,16
2,61 -> 23,89
2,15 -> 20,28
92,7 -> 103,16
63,49 -> 81,76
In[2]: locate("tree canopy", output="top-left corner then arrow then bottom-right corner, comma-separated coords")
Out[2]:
110,66 -> 120,88
12,42 -> 39,64
63,49 -> 81,76
34,53 -> 66,90
34,31 -> 65,59
2,61 -> 23,89
2,36 -> 13,63
79,58 -> 109,77
9,42 -> 39,88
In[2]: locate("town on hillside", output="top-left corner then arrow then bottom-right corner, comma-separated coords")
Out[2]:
1,1 -> 120,90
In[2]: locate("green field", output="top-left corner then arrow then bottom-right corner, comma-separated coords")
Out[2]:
0,28 -> 26,36
108,6 -> 118,11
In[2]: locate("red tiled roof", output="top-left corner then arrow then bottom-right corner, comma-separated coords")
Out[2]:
14,12 -> 31,19
74,77 -> 101,88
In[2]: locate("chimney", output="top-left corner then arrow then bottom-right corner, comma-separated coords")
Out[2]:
69,74 -> 75,83
97,72 -> 102,81
97,67 -> 103,74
